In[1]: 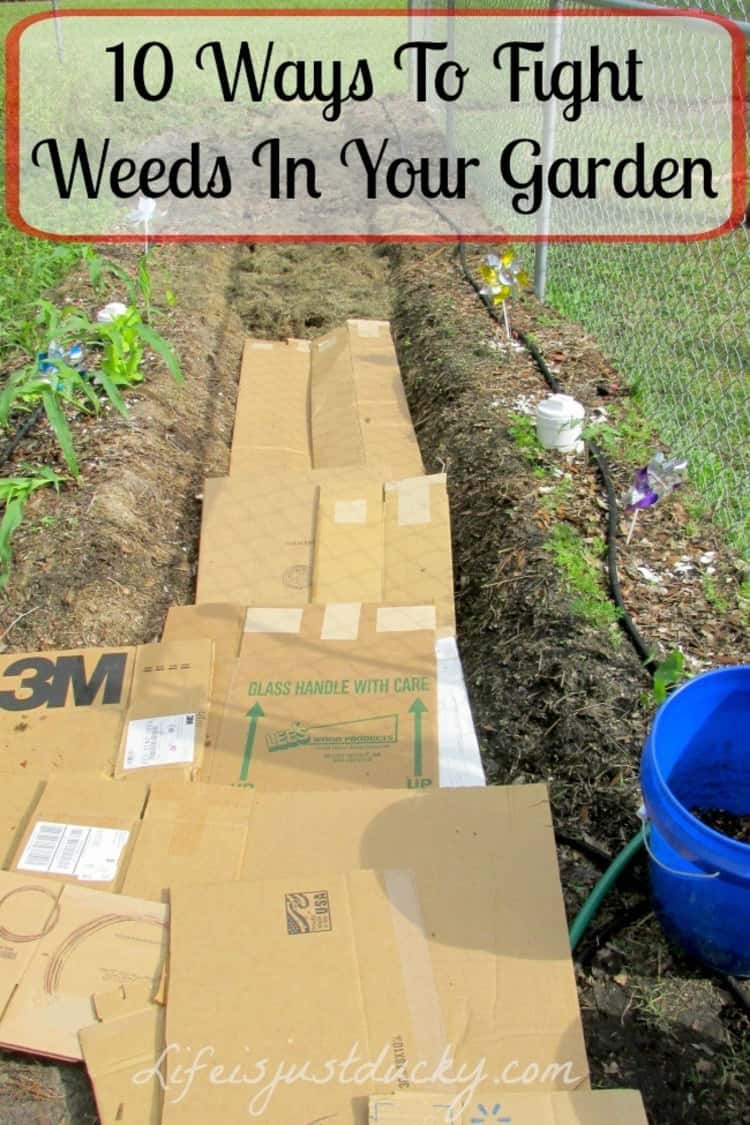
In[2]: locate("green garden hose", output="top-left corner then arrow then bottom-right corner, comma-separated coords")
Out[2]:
569,828 -> 646,951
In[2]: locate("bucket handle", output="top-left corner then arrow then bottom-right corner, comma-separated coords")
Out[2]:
639,811 -> 721,880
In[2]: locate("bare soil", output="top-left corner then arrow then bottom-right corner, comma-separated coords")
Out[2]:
1,240 -> 749,1125
692,809 -> 750,845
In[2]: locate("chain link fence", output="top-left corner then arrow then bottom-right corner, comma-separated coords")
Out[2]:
413,0 -> 750,557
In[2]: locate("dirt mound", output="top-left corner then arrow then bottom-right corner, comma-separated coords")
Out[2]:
389,245 -> 648,847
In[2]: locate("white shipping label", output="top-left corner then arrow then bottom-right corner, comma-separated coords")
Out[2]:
123,713 -> 197,770
17,822 -> 130,883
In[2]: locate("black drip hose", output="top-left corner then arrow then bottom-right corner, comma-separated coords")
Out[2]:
0,404 -> 45,472
454,241 -> 656,672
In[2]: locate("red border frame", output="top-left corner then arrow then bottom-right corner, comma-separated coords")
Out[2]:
5,7 -> 747,243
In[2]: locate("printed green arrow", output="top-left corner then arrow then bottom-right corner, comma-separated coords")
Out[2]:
408,698 -> 427,778
240,702 -> 265,782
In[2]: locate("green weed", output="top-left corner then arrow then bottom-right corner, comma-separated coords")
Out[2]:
0,467 -> 65,590
701,573 -> 731,614
584,398 -> 659,468
545,522 -> 621,630
508,412 -> 544,465
650,650 -> 687,705
538,476 -> 574,513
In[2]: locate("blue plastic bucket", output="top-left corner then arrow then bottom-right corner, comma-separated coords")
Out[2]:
640,665 -> 750,976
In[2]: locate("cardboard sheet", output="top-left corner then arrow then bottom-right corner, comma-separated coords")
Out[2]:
80,1003 -> 165,1125
230,320 -> 423,478
219,602 -> 439,790
121,782 -> 589,1093
0,774 -> 44,867
197,466 -> 383,608
196,470 -> 454,634
162,602 -> 480,789
0,640 -> 213,779
368,1090 -> 649,1124
122,782 -> 255,903
231,336 -> 312,475
9,775 -> 147,892
162,870 -> 444,1123
0,870 -> 167,1060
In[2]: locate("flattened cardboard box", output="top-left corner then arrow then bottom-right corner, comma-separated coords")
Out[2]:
0,640 -> 213,779
80,996 -> 165,1125
0,773 -> 44,866
9,775 -> 148,892
162,604 -> 484,789
196,469 -> 455,634
368,1090 -> 649,1124
0,869 -> 167,1060
121,782 -> 589,1093
165,602 -> 439,791
230,319 -> 424,478
162,870 -> 445,1124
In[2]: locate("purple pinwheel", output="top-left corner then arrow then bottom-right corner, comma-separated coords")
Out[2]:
625,453 -> 688,543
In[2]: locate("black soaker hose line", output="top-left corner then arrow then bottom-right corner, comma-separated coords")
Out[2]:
453,240 -> 657,672
0,404 -> 45,473
372,95 -> 656,669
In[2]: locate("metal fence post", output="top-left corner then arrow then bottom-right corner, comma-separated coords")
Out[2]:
534,0 -> 564,303
446,0 -> 456,162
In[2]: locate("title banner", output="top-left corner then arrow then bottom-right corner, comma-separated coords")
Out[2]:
6,8 -> 746,241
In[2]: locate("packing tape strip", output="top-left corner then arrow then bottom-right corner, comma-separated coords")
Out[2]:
334,498 -> 369,524
376,606 -> 437,633
351,319 -> 388,338
247,341 -> 274,350
384,869 -> 450,1086
244,608 -> 304,634
321,603 -> 361,641
385,478 -> 433,526
385,473 -> 446,490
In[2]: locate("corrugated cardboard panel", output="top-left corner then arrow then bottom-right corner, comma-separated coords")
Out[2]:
121,780 -> 255,903
384,476 -> 455,636
0,871 -> 167,1060
160,603 -> 479,787
162,870 -> 442,1123
310,325 -> 366,467
211,602 -> 438,790
196,467 -> 390,607
108,783 -> 588,1106
313,481 -> 385,602
161,603 -> 246,757
196,471 -> 454,635
0,641 -> 213,780
230,338 -> 312,475
0,645 -> 136,776
230,321 -> 422,479
9,775 -> 147,892
80,1005 -> 165,1125
346,319 -> 424,477
0,774 -> 45,866
239,785 -> 589,1091
113,640 -> 213,781
368,1090 -> 649,1124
